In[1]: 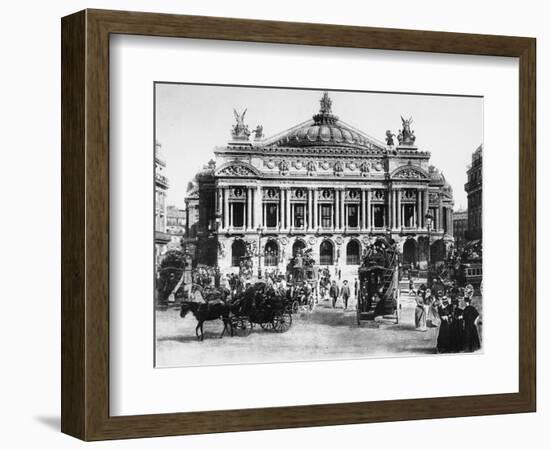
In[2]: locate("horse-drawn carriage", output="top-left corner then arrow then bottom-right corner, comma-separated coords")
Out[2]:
180,282 -> 293,340
356,236 -> 399,324
230,282 -> 293,336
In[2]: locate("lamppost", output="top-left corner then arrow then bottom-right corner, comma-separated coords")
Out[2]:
425,212 -> 434,270
257,225 -> 263,279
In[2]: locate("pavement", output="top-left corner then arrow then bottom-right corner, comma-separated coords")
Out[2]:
155,290 -> 444,368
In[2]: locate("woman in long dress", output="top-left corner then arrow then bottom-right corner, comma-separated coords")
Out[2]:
449,299 -> 465,353
462,295 -> 481,352
436,297 -> 452,353
415,291 -> 427,331
424,289 -> 440,328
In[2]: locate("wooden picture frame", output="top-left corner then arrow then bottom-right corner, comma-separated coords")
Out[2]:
61,9 -> 536,441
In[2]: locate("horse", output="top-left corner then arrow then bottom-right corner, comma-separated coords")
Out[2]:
179,301 -> 233,341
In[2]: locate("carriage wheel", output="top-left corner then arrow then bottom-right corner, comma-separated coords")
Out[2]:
233,318 -> 252,337
260,321 -> 274,331
273,312 -> 292,333
291,300 -> 300,313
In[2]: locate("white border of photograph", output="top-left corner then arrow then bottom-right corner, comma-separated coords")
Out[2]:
109,35 -> 518,416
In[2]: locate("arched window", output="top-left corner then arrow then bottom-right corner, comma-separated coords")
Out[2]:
346,240 -> 361,265
231,240 -> 246,267
292,239 -> 306,257
264,240 -> 279,266
319,240 -> 334,265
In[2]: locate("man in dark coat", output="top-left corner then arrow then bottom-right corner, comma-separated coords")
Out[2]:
449,299 -> 465,353
462,295 -> 481,352
341,280 -> 351,310
436,297 -> 452,353
329,280 -> 340,308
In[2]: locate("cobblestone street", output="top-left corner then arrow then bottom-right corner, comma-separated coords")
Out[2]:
155,293 -> 448,367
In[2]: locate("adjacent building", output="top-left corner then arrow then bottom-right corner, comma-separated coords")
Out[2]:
465,144 -> 482,241
185,92 -> 454,275
166,205 -> 186,250
154,141 -> 171,267
453,209 -> 468,250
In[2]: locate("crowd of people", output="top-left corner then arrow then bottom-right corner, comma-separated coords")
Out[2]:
171,250 -> 481,353
190,264 -> 358,313
413,282 -> 481,353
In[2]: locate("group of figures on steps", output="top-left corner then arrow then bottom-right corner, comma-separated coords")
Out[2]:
414,283 -> 481,353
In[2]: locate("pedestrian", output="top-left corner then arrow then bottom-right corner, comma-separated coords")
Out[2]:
409,277 -> 415,296
436,297 -> 452,352
449,298 -> 465,353
354,278 -> 358,298
415,291 -> 427,331
462,294 -> 481,352
341,280 -> 351,310
425,289 -> 439,328
329,280 -> 340,308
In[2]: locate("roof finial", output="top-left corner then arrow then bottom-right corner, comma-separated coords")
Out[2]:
319,92 -> 332,114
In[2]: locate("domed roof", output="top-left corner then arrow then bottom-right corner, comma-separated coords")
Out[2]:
271,93 -> 382,151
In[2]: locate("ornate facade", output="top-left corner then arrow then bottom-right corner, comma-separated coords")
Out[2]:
453,209 -> 468,250
465,144 -> 483,241
185,93 -> 454,274
154,141 -> 171,267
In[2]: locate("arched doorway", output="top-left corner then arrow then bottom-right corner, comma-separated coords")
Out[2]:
403,238 -> 417,266
346,240 -> 361,265
319,240 -> 334,265
231,240 -> 246,267
264,240 -> 279,266
430,239 -> 446,263
292,239 -> 306,257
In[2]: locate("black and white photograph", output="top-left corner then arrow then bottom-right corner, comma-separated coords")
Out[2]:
154,84 -> 483,368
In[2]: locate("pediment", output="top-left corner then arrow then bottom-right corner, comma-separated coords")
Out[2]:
391,165 -> 429,180
215,161 -> 260,177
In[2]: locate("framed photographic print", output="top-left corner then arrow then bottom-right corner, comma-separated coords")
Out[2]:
61,9 -> 536,441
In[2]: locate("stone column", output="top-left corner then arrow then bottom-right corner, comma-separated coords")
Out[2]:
388,187 -> 393,229
307,188 -> 313,231
254,186 -> 262,228
361,188 -> 367,231
246,187 -> 252,230
423,189 -> 429,229
279,188 -> 284,230
416,189 -> 422,229
344,204 -> 348,229
285,188 -> 291,231
215,186 -> 219,216
223,187 -> 229,231
437,200 -> 443,231
393,189 -> 399,228
335,188 -> 341,230
396,189 -> 401,229
340,190 -> 345,231
366,189 -> 371,229
313,189 -> 318,230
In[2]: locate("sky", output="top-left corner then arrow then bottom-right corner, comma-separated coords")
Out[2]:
155,83 -> 483,210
